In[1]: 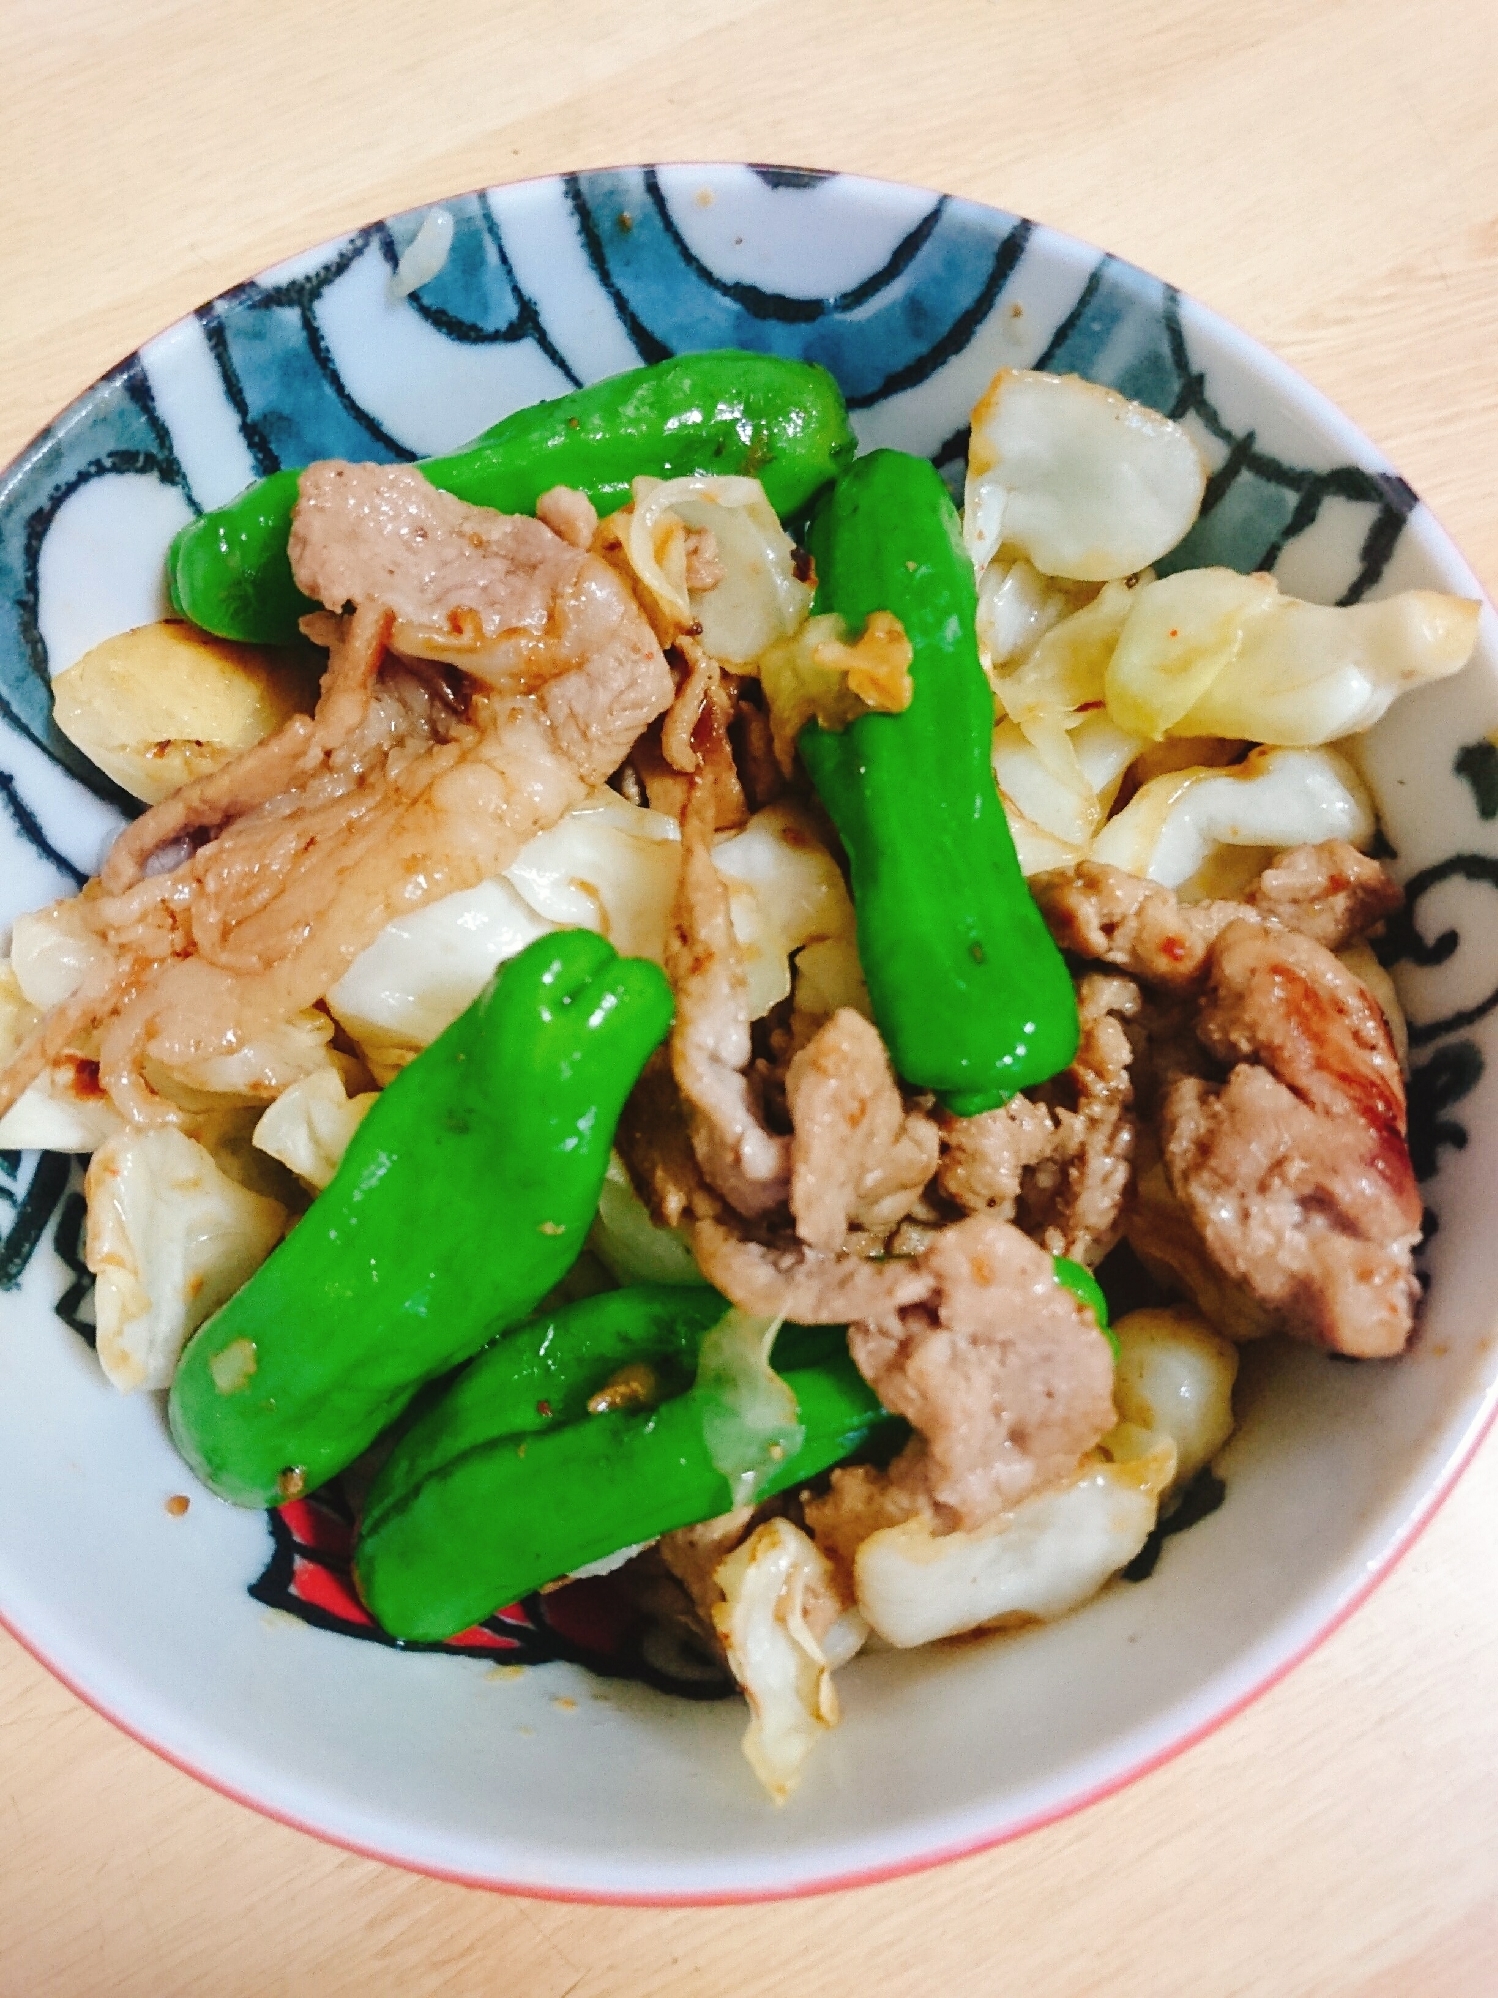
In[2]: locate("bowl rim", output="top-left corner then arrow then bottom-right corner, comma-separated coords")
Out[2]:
3,156 -> 1496,1904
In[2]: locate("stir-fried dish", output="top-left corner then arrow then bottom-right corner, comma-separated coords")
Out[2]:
0,350 -> 1477,1800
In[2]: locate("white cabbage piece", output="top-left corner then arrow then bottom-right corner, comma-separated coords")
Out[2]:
1105,567 -> 1479,744
853,1434 -> 1175,1650
976,557 -> 1097,676
0,960 -> 120,1151
964,370 -> 1206,580
84,1126 -> 287,1392
1001,804 -> 1087,878
328,877 -> 555,1082
756,610 -> 915,774
1111,1307 -> 1238,1493
588,1150 -> 702,1285
331,794 -> 851,1078
993,710 -> 1145,858
991,578 -> 1141,773
389,204 -> 455,298
0,1068 -> 125,1152
252,1067 -> 378,1191
625,474 -> 812,661
505,790 -> 681,961
696,1308 -> 803,1507
9,900 -> 114,1011
713,1518 -> 853,1802
1089,743 -> 1375,893
714,802 -> 859,1020
0,960 -> 38,1063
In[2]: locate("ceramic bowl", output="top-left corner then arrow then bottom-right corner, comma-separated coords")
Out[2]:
2,165 -> 1497,1901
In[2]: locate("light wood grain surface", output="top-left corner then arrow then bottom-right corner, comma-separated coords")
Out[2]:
3,2 -> 1498,1991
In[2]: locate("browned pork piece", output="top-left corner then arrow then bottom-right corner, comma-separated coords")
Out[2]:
1035,843 -> 1421,1358
1032,839 -> 1401,986
0,469 -> 673,1125
937,972 -> 1140,1266
695,1211 -> 1115,1528
785,1008 -> 939,1251
1161,922 -> 1421,1357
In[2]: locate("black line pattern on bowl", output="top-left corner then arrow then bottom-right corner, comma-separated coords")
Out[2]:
1454,738 -> 1498,822
0,1150 -> 71,1290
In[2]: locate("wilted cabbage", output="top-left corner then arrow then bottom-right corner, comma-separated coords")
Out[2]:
696,1308 -> 802,1508
252,1067 -> 377,1191
620,474 -> 812,660
976,557 -> 1097,677
9,900 -> 114,1011
1110,1307 -> 1238,1492
1089,744 -> 1375,894
990,577 -> 1141,787
852,1434 -> 1175,1650
1105,567 -> 1479,743
714,802 -> 860,1020
993,711 -> 1144,864
588,1151 -> 702,1286
790,933 -> 872,1031
713,1518 -> 855,1802
329,793 -> 855,1078
328,877 -> 555,1082
84,1126 -> 287,1392
0,1068 -> 124,1152
0,962 -> 37,1066
505,790 -> 681,961
965,370 -> 1206,580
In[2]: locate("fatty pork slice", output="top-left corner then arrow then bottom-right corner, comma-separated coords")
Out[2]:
1161,921 -> 1422,1358
0,473 -> 672,1129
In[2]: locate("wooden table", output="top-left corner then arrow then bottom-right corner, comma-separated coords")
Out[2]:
3,1 -> 1497,1990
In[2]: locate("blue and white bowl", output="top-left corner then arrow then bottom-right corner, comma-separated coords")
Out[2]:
2,165 -> 1496,1899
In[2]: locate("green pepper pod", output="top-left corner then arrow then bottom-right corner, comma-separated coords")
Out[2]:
353,1291 -> 889,1643
168,931 -> 674,1508
799,449 -> 1079,1112
168,351 -> 857,644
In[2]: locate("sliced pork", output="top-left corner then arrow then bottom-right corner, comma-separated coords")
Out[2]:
1161,921 -> 1422,1356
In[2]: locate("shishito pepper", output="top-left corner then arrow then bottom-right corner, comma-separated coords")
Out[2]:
168,351 -> 857,644
799,449 -> 1080,1112
353,1288 -> 895,1643
168,931 -> 674,1508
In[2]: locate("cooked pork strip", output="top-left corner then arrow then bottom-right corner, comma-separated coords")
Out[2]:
666,758 -> 790,1218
